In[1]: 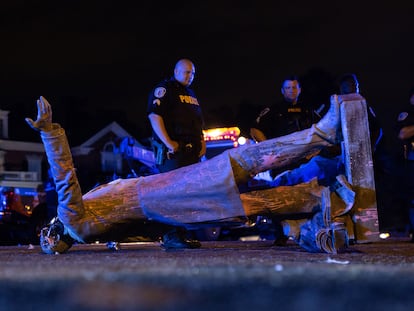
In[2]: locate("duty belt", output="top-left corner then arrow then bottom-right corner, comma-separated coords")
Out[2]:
167,142 -> 195,159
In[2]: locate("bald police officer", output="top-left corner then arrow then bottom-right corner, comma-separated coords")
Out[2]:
147,59 -> 206,249
147,58 -> 206,173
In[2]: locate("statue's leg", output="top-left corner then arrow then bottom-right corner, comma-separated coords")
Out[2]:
240,178 -> 323,216
297,187 -> 349,254
240,175 -> 353,254
281,187 -> 351,254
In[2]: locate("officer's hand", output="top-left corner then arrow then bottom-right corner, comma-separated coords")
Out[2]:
25,96 -> 53,132
167,141 -> 179,153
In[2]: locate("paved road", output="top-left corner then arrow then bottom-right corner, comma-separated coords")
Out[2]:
1,237 -> 414,311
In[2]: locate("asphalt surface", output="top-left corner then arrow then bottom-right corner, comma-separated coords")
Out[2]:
1,235 -> 414,311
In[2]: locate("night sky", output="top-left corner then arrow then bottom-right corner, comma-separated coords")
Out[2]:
1,1 -> 414,151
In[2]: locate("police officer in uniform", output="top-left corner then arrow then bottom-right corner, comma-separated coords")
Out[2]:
250,75 -> 319,245
147,58 -> 206,249
396,87 -> 414,241
250,75 -> 319,175
251,75 -> 318,142
147,58 -> 206,173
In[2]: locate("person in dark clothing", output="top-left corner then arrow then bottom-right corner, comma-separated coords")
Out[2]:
254,73 -> 383,245
271,73 -> 383,188
250,75 -> 318,143
395,86 -> 414,241
338,74 -> 383,152
249,75 -> 321,244
147,59 -> 207,249
250,75 -> 320,179
147,58 -> 206,173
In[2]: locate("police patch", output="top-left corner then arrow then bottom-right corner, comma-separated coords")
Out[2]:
153,99 -> 161,106
256,107 -> 270,123
154,87 -> 166,98
398,112 -> 408,121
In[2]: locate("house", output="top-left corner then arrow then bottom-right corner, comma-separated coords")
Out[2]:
0,108 -> 45,210
71,121 -> 156,192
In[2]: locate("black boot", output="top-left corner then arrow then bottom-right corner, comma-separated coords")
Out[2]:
161,227 -> 201,249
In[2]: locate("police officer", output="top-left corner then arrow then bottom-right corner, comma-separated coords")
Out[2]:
147,58 -> 206,249
250,75 -> 319,175
147,58 -> 206,173
396,87 -> 414,241
250,75 -> 318,142
250,75 -> 319,245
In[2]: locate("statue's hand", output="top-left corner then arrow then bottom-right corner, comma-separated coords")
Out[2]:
25,96 -> 53,132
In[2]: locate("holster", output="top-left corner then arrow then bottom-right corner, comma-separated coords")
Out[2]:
152,139 -> 167,165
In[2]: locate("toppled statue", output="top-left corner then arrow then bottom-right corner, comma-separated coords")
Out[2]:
19,95 -> 359,254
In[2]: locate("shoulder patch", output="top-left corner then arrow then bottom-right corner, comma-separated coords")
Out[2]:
398,112 -> 408,122
154,87 -> 166,98
256,107 -> 270,123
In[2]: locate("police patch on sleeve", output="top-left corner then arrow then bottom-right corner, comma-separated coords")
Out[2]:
398,112 -> 408,121
256,107 -> 270,123
154,87 -> 166,98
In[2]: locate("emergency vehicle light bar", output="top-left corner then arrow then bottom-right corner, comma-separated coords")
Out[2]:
203,127 -> 240,142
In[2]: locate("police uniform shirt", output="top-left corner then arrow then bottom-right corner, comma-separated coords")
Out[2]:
396,104 -> 414,160
252,100 -> 315,139
147,77 -> 204,150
